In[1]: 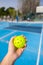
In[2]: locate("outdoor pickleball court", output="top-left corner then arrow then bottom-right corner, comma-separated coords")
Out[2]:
0,21 -> 43,65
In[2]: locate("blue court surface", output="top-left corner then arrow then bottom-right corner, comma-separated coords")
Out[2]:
0,21 -> 43,65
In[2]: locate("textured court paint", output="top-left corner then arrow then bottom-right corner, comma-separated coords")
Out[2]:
0,30 -> 40,65
0,41 -> 8,61
0,22 -> 43,65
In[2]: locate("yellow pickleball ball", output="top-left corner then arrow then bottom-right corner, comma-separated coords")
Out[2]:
13,35 -> 27,48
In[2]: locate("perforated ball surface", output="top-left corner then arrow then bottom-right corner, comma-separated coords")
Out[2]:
13,35 -> 27,48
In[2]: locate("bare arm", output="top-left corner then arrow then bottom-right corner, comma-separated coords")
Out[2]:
1,53 -> 15,65
0,63 -> 1,65
0,37 -> 26,65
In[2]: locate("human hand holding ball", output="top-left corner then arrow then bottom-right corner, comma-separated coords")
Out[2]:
0,35 -> 27,65
8,35 -> 27,62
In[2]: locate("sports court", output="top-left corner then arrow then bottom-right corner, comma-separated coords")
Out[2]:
0,21 -> 43,65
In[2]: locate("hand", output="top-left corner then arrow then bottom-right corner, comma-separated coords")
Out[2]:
8,36 -> 26,61
1,36 -> 26,65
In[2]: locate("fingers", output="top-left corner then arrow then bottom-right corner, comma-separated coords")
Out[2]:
9,36 -> 16,48
24,44 -> 26,47
16,48 -> 24,57
16,44 -> 26,57
22,44 -> 26,49
13,48 -> 25,60
9,37 -> 14,43
9,36 -> 16,43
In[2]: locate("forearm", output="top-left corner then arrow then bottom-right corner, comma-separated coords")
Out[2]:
0,63 -> 1,65
1,53 -> 16,65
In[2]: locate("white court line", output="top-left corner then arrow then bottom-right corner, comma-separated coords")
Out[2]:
1,38 -> 43,56
0,31 -> 16,40
17,30 -> 41,34
1,39 -> 43,56
36,26 -> 43,65
10,29 -> 41,34
0,39 -> 9,43
4,29 -> 40,35
0,38 -> 38,53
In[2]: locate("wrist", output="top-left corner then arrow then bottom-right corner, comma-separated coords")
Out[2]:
7,52 -> 17,62
1,53 -> 15,65
5,53 -> 15,65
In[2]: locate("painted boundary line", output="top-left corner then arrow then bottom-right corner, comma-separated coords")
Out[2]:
36,26 -> 43,65
0,39 -> 9,43
6,29 -> 40,34
0,31 -> 16,40
0,29 -> 40,44
1,39 -> 43,56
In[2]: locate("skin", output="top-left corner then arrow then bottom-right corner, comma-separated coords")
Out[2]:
0,36 -> 26,65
